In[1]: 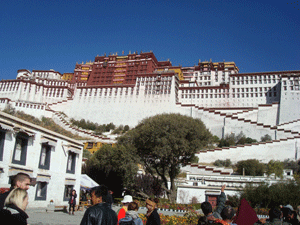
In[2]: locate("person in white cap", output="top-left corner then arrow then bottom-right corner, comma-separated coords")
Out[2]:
118,195 -> 133,223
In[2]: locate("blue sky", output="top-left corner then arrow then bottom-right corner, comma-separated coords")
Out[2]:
0,0 -> 299,80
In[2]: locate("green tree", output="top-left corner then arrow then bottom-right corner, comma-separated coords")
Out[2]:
83,149 -> 92,160
236,159 -> 265,176
266,160 -> 284,178
218,133 -> 236,147
213,159 -> 232,167
261,134 -> 272,142
118,113 -> 212,202
283,159 -> 300,174
84,144 -> 138,196
132,174 -> 164,198
123,125 -> 130,133
239,181 -> 300,209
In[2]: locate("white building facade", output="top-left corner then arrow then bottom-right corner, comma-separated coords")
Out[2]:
176,165 -> 294,205
0,111 -> 83,209
0,58 -> 299,165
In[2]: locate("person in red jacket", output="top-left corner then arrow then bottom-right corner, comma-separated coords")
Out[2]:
118,195 -> 133,223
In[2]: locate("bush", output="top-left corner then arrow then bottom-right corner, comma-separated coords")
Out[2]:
236,159 -> 265,176
213,159 -> 232,167
261,134 -> 272,142
239,180 -> 300,209
218,132 -> 257,148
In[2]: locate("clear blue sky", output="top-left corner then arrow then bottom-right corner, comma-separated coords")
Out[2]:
0,0 -> 299,80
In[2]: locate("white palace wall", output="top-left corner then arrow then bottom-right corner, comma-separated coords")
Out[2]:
0,70 -> 300,146
196,136 -> 300,164
51,75 -> 181,127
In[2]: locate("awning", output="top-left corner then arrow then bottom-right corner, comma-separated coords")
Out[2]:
0,123 -> 14,131
63,144 -> 81,155
36,175 -> 51,183
8,167 -> 34,178
40,136 -> 57,147
8,167 -> 35,186
65,178 -> 76,185
13,126 -> 35,137
69,148 -> 81,155
80,174 -> 99,190
205,190 -> 221,195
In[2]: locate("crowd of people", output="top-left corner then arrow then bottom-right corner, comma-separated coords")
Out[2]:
1,173 -> 300,225
198,185 -> 300,225
0,172 -> 161,225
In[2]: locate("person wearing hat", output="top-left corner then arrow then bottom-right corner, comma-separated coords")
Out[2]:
118,195 -> 133,223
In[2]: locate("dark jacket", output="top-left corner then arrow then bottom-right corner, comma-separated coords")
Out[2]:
264,218 -> 292,225
119,211 -> 143,225
0,203 -> 29,225
198,192 -> 227,225
0,187 -> 13,210
80,202 -> 118,225
69,193 -> 77,205
146,209 -> 161,225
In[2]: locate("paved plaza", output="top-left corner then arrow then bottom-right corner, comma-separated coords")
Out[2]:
27,210 -> 85,225
27,206 -> 187,225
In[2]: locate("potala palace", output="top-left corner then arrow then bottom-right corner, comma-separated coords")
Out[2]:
1,51 -> 300,165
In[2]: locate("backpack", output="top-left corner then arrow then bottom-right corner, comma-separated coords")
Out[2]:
198,216 -> 224,225
119,217 -> 135,225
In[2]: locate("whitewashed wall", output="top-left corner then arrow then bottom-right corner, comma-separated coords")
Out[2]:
196,137 -> 300,164
0,111 -> 83,209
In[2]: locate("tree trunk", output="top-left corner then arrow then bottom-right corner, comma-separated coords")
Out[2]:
169,177 -> 177,203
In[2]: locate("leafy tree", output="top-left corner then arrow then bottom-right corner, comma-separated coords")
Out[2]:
236,159 -> 265,176
106,122 -> 116,132
123,125 -> 130,132
283,159 -> 300,174
238,181 -> 300,209
83,149 -> 92,160
84,144 -> 138,196
218,133 -> 236,147
266,160 -> 283,178
261,134 -> 272,142
118,113 -> 212,202
213,159 -> 232,167
212,135 -> 220,143
111,125 -> 124,134
132,174 -> 164,198
218,132 -> 257,147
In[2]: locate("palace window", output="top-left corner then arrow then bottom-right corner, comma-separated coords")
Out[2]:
0,130 -> 5,161
38,143 -> 53,170
35,182 -> 48,201
12,133 -> 29,166
66,151 -> 77,174
63,185 -> 74,201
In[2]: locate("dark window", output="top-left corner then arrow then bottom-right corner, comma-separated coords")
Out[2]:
63,185 -> 74,201
35,182 -> 47,201
0,130 -> 5,161
38,144 -> 52,170
12,133 -> 29,165
66,152 -> 76,174
86,142 -> 93,149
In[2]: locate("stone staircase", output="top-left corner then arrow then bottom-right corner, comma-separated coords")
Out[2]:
182,163 -> 233,175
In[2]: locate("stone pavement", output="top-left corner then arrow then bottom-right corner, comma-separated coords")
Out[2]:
27,205 -> 188,225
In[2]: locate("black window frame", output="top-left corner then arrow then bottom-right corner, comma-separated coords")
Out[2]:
12,132 -> 29,166
35,182 -> 48,201
63,185 -> 74,201
38,143 -> 52,170
66,151 -> 76,174
0,130 -> 5,161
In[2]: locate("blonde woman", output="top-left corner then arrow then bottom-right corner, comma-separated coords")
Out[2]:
0,188 -> 29,225
146,198 -> 161,225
